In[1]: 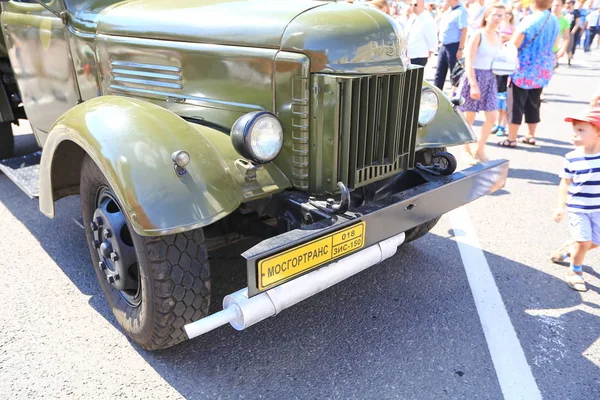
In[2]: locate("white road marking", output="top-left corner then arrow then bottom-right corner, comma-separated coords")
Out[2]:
449,206 -> 542,400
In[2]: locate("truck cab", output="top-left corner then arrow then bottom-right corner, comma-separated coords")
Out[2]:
0,0 -> 508,350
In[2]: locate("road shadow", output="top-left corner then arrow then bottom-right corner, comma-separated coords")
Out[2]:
2,178 -> 600,398
13,133 -> 40,156
489,141 -> 569,157
141,232 -> 600,400
480,247 -> 600,399
544,98 -> 591,106
0,182 -> 503,398
543,93 -> 569,98
534,137 -> 572,147
489,188 -> 510,196
507,168 -> 561,186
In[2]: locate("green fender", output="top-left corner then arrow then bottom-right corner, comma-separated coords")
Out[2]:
416,81 -> 477,149
39,96 -> 291,236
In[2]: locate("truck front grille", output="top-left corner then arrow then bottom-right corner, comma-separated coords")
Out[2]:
337,67 -> 423,190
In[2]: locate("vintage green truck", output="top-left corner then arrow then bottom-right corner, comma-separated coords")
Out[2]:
0,0 -> 508,350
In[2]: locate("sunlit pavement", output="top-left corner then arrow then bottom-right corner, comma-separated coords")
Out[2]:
1,49 -> 599,399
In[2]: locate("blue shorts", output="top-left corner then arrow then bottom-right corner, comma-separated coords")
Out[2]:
568,212 -> 600,244
497,92 -> 507,112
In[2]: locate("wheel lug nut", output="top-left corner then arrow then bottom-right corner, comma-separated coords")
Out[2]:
107,275 -> 115,284
113,273 -> 120,281
90,222 -> 98,231
110,252 -> 119,262
95,216 -> 103,226
92,240 -> 100,249
103,229 -> 112,239
98,261 -> 107,270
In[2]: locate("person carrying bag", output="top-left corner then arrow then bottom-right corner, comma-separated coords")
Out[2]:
458,2 -> 507,164
498,0 -> 559,148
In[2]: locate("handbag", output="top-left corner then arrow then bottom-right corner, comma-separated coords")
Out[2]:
450,58 -> 465,87
492,43 -> 519,76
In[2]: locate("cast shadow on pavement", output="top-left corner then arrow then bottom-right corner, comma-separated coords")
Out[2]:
507,168 -> 561,186
479,247 -> 600,398
491,142 -> 569,157
0,181 -> 113,318
2,181 -> 598,399
13,133 -> 40,156
545,98 -> 591,106
138,232 -> 600,400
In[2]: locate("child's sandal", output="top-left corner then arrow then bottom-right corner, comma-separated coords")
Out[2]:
565,273 -> 587,292
495,127 -> 507,137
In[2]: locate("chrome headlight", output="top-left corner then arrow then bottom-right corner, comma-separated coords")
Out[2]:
419,89 -> 439,126
231,111 -> 283,163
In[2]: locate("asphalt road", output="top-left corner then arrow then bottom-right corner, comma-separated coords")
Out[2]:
1,50 -> 600,400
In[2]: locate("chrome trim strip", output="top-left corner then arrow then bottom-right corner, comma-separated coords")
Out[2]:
112,69 -> 182,81
110,60 -> 181,72
113,76 -> 183,89
109,85 -> 264,112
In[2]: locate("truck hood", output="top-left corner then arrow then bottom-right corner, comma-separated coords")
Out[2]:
97,0 -> 326,49
280,3 -> 407,73
97,1 -> 406,73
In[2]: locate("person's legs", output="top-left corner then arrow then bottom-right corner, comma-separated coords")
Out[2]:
566,213 -> 593,291
434,45 -> 449,90
410,57 -> 428,67
498,109 -> 507,127
590,28 -> 598,50
568,32 -> 577,62
435,42 -> 459,91
463,111 -> 476,155
507,84 -> 526,142
584,28 -> 594,52
551,241 -> 598,263
571,241 -> 592,267
522,87 -> 542,143
574,30 -> 582,55
475,110 -> 497,161
446,42 -> 459,79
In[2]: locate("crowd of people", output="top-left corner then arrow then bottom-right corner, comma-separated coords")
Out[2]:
359,0 -> 600,163
351,0 -> 600,292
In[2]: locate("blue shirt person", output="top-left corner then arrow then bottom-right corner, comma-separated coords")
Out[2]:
512,10 -> 560,89
434,0 -> 468,91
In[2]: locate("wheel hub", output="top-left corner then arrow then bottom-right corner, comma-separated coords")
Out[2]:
91,195 -> 141,306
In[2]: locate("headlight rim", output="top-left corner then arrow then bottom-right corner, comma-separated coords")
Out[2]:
231,111 -> 283,164
418,88 -> 439,127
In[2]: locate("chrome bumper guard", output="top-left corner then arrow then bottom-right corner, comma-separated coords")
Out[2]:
243,159 -> 509,297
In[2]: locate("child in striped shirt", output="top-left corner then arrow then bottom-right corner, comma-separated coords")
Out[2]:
554,108 -> 600,292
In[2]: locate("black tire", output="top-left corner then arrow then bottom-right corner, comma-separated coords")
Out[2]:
403,147 -> 448,243
0,121 -> 14,160
403,216 -> 442,244
80,155 -> 211,350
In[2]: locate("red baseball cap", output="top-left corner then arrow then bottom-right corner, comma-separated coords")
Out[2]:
565,108 -> 600,130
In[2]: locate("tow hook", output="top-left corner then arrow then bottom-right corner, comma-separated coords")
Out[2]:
308,182 -> 351,215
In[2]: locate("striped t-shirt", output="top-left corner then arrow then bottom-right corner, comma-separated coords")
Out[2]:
560,150 -> 600,213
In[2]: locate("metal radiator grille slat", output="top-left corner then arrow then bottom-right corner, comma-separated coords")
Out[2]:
337,68 -> 424,190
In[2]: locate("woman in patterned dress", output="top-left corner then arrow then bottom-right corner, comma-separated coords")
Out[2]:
459,3 -> 506,163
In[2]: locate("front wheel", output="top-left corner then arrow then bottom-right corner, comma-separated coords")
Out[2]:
80,156 -> 211,350
0,121 -> 14,160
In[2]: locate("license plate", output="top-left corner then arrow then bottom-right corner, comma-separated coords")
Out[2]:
257,222 -> 366,290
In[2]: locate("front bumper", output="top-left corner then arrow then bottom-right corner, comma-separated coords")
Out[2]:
243,159 -> 509,297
